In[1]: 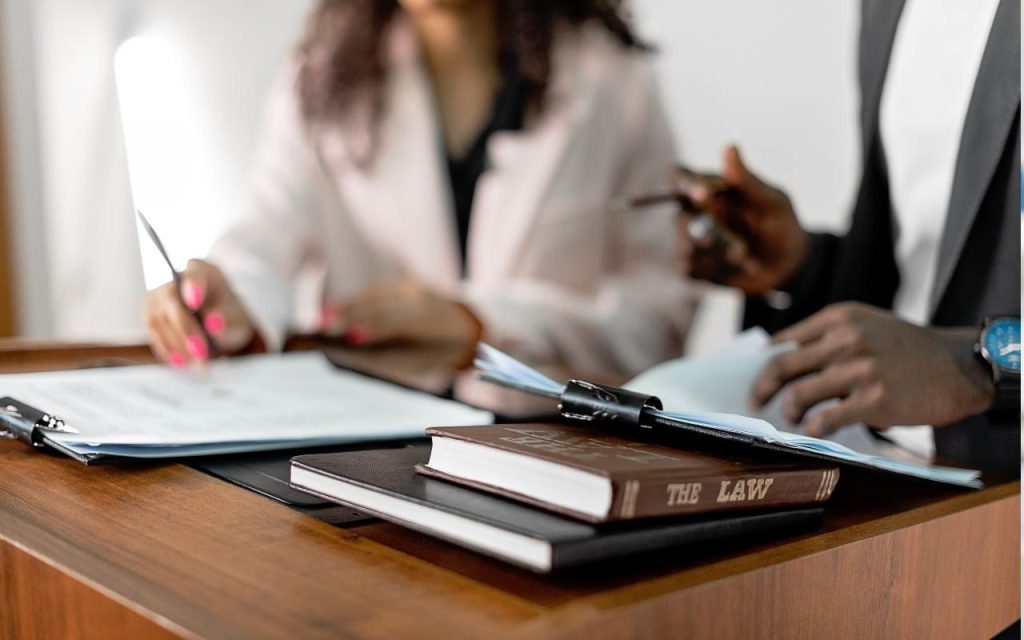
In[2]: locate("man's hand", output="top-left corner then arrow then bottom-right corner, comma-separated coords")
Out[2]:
674,145 -> 809,294
321,280 -> 483,348
143,260 -> 257,366
751,303 -> 996,436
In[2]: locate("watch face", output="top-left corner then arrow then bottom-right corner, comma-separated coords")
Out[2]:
983,318 -> 1022,372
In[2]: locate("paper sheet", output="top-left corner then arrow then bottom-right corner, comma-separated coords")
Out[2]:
0,352 -> 493,457
626,328 -> 911,458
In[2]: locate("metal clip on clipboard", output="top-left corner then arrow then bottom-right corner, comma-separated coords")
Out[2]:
0,397 -> 77,448
557,380 -> 662,428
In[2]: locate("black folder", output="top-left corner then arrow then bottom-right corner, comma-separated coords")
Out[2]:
290,444 -> 823,573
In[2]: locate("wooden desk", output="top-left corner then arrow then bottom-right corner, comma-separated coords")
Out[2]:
0,342 -> 1019,639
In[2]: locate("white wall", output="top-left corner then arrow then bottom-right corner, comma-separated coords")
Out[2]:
633,0 -> 861,352
114,0 -> 315,293
0,0 -> 52,337
1,0 -> 861,347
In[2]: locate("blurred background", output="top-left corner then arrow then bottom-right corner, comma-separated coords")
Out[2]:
0,0 -> 860,352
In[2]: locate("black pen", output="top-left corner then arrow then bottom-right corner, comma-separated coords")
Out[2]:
135,210 -> 222,359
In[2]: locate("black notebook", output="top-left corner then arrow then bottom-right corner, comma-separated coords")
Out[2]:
290,445 -> 823,573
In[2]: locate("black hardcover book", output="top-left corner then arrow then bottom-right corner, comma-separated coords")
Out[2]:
290,445 -> 823,573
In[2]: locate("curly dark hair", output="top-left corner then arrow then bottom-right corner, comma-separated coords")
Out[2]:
297,0 -> 647,128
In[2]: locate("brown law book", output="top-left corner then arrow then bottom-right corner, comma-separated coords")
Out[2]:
417,424 -> 839,523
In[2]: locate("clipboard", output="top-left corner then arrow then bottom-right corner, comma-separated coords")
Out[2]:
0,397 -> 100,463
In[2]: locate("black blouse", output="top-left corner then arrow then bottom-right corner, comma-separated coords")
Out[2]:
445,64 -> 528,273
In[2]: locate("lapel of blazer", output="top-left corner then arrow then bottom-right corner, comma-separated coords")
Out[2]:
465,29 -> 584,281
929,0 -> 1021,315
858,0 -> 906,151
320,19 -> 461,292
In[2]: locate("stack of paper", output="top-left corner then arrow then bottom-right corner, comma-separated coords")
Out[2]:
0,352 -> 493,459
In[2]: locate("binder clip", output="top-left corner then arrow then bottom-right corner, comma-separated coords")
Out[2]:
558,381 -> 663,428
0,397 -> 76,447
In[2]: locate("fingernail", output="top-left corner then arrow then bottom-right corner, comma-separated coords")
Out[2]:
346,325 -> 371,346
204,312 -> 225,336
319,304 -> 344,330
186,335 -> 208,361
169,352 -> 186,369
183,281 -> 204,310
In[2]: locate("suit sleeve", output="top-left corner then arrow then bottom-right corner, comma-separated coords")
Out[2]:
742,232 -> 841,333
206,70 -> 326,351
461,58 -> 698,377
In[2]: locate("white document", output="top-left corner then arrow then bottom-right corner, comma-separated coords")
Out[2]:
0,352 -> 493,458
627,329 -> 896,456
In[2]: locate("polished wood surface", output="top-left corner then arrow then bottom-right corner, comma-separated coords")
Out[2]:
0,342 -> 1020,639
0,339 -> 155,372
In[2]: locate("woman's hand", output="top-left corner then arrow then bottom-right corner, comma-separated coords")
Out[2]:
143,259 -> 256,366
321,280 -> 483,348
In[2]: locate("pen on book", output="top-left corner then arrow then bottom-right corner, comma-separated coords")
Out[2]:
135,210 -> 222,361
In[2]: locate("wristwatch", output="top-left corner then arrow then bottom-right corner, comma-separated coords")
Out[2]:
976,317 -> 1021,418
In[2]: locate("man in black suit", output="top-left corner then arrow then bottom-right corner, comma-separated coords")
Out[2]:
674,0 -> 1020,475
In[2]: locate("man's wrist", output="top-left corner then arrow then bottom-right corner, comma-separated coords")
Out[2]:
975,317 -> 1022,420
941,328 -> 997,417
769,229 -> 820,295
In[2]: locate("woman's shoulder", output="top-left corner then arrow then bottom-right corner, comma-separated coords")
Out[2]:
554,20 -> 657,92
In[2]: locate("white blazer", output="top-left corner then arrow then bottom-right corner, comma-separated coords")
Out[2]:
209,18 -> 697,377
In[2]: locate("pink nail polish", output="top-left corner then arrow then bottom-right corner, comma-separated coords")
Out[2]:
319,304 -> 343,330
169,352 -> 186,368
204,312 -> 225,336
183,281 -> 204,310
186,335 -> 208,361
346,325 -> 371,346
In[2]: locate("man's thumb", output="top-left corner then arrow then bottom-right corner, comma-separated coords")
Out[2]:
722,145 -> 758,190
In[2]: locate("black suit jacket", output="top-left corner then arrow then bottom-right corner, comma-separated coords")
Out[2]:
745,0 -> 1021,474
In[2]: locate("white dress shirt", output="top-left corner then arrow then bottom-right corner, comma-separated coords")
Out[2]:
878,0 -> 1000,458
881,0 -> 1001,326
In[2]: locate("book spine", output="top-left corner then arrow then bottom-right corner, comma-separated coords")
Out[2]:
609,468 -> 840,520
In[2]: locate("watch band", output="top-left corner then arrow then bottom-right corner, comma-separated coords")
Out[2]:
990,367 -> 1021,417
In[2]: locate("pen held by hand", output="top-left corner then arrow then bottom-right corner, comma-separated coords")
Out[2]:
618,191 -> 703,214
684,213 -> 793,311
620,179 -> 742,215
136,209 -> 222,360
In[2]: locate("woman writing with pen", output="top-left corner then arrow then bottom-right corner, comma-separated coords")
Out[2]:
144,0 -> 697,376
